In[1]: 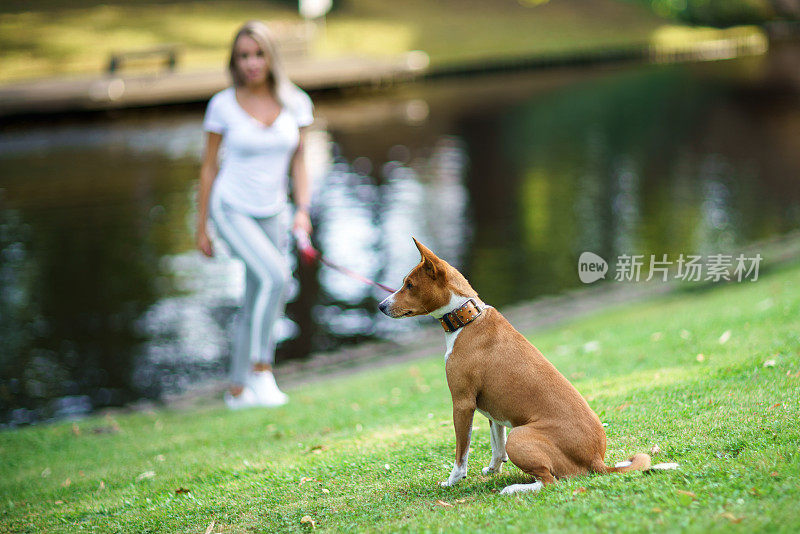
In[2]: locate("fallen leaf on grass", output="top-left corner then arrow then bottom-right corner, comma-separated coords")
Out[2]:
763,359 -> 776,368
770,471 -> 778,477
54,500 -> 64,505
677,490 -> 696,499
572,487 -> 586,495
204,521 -> 215,534
650,444 -> 661,455
41,468 -> 51,478
61,478 -> 71,488
696,354 -> 705,362
676,490 -> 697,505
307,445 -> 327,454
615,403 -> 630,411
435,500 -> 453,507
300,515 -> 316,529
321,488 -> 330,494
72,423 -> 80,436
97,481 -> 105,491
787,370 -> 800,378
768,403 -> 781,410
719,512 -> 744,523
299,477 -> 315,485
455,499 -> 466,504
652,507 -> 662,513
175,487 -> 190,495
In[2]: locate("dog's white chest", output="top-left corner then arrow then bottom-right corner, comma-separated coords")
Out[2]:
443,330 -> 460,362
476,408 -> 513,428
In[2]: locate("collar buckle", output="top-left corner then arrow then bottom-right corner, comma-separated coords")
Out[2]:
439,298 -> 482,333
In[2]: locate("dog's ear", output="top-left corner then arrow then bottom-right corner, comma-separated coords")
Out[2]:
412,237 -> 439,279
412,237 -> 433,258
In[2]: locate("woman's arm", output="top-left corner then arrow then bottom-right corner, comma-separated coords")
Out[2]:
196,131 -> 223,257
290,127 -> 313,235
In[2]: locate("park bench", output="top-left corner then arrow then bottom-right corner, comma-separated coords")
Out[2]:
107,45 -> 180,74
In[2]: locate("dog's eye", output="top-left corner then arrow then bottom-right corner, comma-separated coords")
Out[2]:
405,281 -> 413,290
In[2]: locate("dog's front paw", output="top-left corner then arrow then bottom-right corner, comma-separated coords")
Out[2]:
482,457 -> 507,475
439,476 -> 464,487
440,463 -> 467,487
482,465 -> 503,475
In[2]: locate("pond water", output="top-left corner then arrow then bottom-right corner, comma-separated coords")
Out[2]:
1,48 -> 799,425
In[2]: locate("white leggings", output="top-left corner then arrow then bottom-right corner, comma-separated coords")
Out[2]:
211,194 -> 291,385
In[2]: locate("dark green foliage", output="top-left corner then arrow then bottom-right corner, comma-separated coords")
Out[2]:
626,0 -> 778,27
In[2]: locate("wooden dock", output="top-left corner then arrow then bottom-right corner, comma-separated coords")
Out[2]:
0,52 -> 430,118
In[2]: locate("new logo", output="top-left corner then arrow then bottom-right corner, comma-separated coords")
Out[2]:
578,252 -> 608,284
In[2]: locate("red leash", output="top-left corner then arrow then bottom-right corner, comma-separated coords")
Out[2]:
295,231 -> 396,294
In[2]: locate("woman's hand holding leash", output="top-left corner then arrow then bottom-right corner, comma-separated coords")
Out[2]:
293,227 -> 396,293
293,204 -> 315,265
293,205 -> 313,236
293,227 -> 318,266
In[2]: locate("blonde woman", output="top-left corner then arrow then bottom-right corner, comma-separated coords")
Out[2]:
196,20 -> 313,409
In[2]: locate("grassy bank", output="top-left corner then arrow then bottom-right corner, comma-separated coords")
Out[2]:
1,0 -> 670,83
2,255 -> 799,532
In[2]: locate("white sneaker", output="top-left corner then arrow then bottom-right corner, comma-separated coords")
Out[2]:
224,386 -> 260,410
248,371 -> 289,407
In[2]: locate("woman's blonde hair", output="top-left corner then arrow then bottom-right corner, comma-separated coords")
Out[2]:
228,20 -> 292,105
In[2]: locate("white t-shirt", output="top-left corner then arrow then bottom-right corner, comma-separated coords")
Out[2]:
203,86 -> 314,216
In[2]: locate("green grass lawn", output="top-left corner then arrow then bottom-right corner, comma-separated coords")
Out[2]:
2,258 -> 799,532
0,0 -> 672,83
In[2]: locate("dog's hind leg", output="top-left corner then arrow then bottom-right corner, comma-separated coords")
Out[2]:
482,420 -> 508,475
500,425 -> 559,495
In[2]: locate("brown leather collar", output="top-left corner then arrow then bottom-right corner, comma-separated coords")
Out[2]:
439,299 -> 483,333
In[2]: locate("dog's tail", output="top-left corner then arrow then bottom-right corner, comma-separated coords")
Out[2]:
594,453 -> 651,474
594,453 -> 679,475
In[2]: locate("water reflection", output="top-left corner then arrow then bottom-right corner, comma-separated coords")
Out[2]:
133,251 -> 238,397
461,61 -> 799,302
2,52 -> 800,425
311,134 -> 471,341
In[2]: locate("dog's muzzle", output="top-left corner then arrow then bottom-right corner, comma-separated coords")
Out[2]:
378,296 -> 393,316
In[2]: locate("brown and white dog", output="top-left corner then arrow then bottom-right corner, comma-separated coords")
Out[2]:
378,239 -> 676,494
